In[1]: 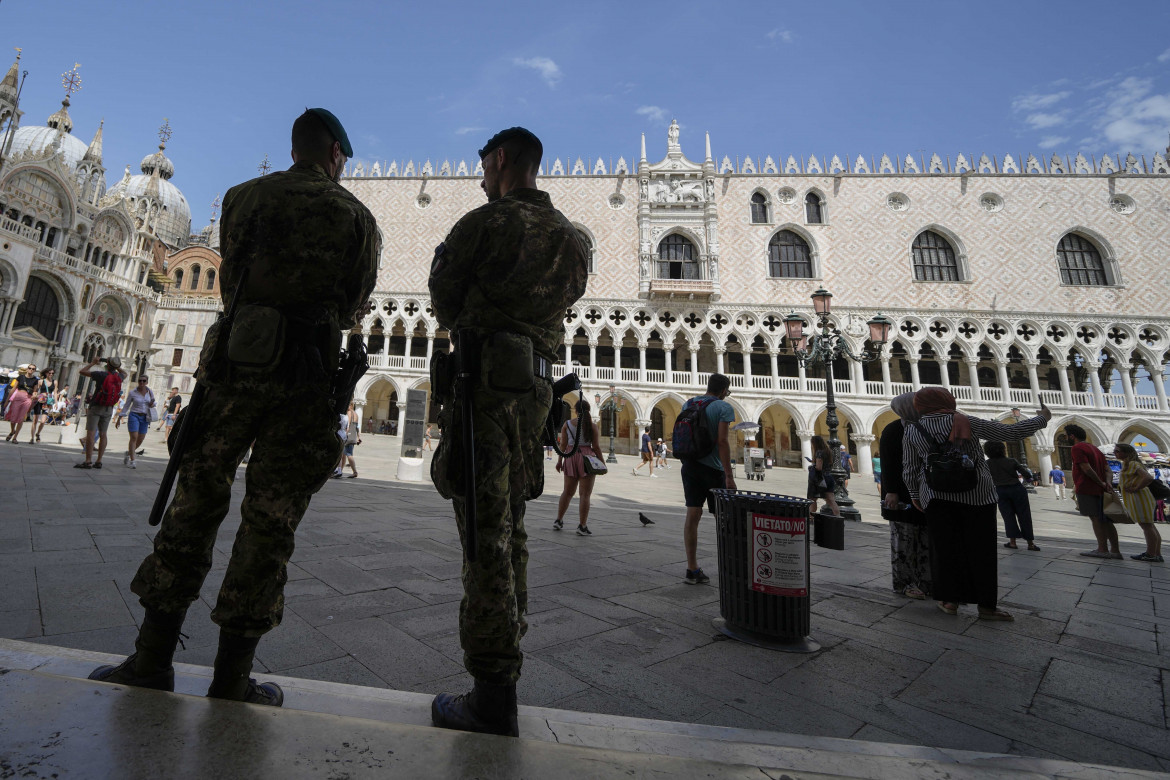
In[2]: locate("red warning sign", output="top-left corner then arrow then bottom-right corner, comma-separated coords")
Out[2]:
750,513 -> 807,596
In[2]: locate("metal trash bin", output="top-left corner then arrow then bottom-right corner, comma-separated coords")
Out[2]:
711,490 -> 819,653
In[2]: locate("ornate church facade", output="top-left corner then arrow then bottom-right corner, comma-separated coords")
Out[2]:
0,53 -> 192,391
343,120 -> 1170,475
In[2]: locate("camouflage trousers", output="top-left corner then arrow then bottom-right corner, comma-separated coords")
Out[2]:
131,375 -> 342,637
438,380 -> 553,685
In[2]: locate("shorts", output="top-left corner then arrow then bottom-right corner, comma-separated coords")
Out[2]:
127,412 -> 150,434
85,405 -> 114,434
344,443 -> 355,456
641,451 -> 652,462
164,414 -> 176,427
31,402 -> 45,416
681,460 -> 724,513
1075,492 -> 1107,523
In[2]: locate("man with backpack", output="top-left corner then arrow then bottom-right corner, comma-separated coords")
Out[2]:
75,356 -> 126,470
674,373 -> 736,584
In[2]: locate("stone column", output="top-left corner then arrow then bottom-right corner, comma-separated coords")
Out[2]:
1087,362 -> 1105,408
397,405 -> 406,438
426,336 -> 435,362
689,346 -> 699,386
403,335 -> 413,361
880,354 -> 892,396
664,347 -> 673,384
851,434 -> 875,476
937,359 -> 950,389
614,339 -> 621,374
848,359 -> 862,394
361,329 -> 370,349
769,349 -> 779,389
908,357 -> 921,390
588,341 -> 597,377
742,348 -> 753,386
797,360 -> 807,393
965,359 -> 980,392
1153,361 -> 1169,412
353,399 -> 365,433
1024,359 -> 1041,404
996,359 -> 1011,399
563,339 -> 571,366
714,347 -> 724,375
797,428 -> 814,465
1034,445 -> 1054,486
1054,360 -> 1072,406
638,343 -> 647,382
1118,363 -> 1136,409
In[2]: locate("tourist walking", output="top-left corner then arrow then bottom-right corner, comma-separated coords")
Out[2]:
903,388 -> 1050,621
872,453 -> 882,485
984,441 -> 1040,551
839,446 -> 853,489
336,402 -> 361,478
1115,442 -> 1163,562
1067,424 -> 1122,559
807,435 -> 841,517
1049,464 -> 1066,500
158,388 -> 181,438
424,423 -> 433,450
654,438 -> 669,469
879,392 -> 931,600
553,399 -> 601,535
632,425 -> 656,477
4,364 -> 38,442
115,377 -> 156,469
30,367 -> 58,443
677,374 -> 736,585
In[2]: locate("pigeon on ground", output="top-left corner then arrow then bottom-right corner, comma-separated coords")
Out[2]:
639,512 -> 655,525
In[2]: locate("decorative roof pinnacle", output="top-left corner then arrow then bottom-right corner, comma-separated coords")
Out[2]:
83,118 -> 104,163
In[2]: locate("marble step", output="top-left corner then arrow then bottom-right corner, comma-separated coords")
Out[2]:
0,638 -> 1153,780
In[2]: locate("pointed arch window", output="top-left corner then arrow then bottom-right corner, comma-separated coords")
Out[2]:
805,192 -> 823,224
767,230 -> 813,278
657,234 -> 699,280
1056,233 -> 1108,286
190,264 -> 201,290
912,230 -> 961,282
750,192 -> 768,224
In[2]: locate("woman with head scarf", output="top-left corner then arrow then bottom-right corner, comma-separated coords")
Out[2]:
879,392 -> 932,599
902,388 -> 1050,621
4,364 -> 40,442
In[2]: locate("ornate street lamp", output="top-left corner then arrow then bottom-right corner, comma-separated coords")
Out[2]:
594,384 -> 624,463
789,290 -> 891,521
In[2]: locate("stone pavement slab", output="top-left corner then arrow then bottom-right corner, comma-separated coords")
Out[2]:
2,433 -> 1169,771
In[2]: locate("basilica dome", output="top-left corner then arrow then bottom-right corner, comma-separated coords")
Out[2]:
7,125 -> 89,171
105,143 -> 192,248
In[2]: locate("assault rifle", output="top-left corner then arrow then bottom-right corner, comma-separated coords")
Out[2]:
455,330 -> 480,562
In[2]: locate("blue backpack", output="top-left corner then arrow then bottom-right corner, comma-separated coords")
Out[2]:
672,396 -> 716,461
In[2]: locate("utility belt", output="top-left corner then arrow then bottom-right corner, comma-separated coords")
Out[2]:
431,330 -> 551,403
222,303 -> 340,381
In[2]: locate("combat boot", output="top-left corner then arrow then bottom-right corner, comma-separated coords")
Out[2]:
431,680 -> 519,737
88,608 -> 187,691
205,631 -> 283,707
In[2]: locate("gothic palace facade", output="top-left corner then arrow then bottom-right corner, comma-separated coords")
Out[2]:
343,122 -> 1170,477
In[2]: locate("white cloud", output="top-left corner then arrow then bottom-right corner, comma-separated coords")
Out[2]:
1038,136 -> 1070,149
512,56 -> 562,88
455,126 -> 485,136
1011,91 -> 1071,112
1024,112 -> 1068,129
766,28 -> 793,43
636,105 -> 669,123
1158,48 -> 1170,63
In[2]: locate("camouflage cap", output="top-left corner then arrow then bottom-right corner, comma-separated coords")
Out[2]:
478,127 -> 542,160
307,108 -> 353,158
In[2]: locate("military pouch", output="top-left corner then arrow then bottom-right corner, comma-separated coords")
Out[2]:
481,332 -> 534,394
227,305 -> 287,369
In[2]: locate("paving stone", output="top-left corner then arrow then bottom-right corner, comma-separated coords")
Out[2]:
514,654 -> 592,706
1029,694 -> 1170,759
1001,582 -> 1082,613
785,640 -> 930,698
288,588 -> 429,627
810,594 -> 899,627
280,655 -> 388,688
1063,611 -> 1158,654
253,610 -> 348,672
38,578 -> 133,636
0,609 -> 41,638
319,616 -> 463,688
1038,658 -> 1164,727
533,585 -> 648,627
380,602 -> 460,641
523,607 -> 617,651
1080,584 -> 1155,616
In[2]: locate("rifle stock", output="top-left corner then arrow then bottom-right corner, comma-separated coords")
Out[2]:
148,382 -> 205,526
456,330 -> 478,564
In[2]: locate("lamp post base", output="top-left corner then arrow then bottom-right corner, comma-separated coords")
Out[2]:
606,453 -> 618,464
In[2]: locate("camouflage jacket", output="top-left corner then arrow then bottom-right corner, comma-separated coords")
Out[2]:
429,188 -> 588,361
219,161 -> 380,330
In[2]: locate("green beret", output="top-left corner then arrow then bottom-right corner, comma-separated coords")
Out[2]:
478,127 -> 542,160
307,108 -> 353,158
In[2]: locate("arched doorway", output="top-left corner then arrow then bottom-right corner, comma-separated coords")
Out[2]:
364,379 -> 399,434
813,407 -> 858,456
758,402 -> 801,468
14,276 -> 61,341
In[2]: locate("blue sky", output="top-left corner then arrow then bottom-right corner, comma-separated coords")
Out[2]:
3,0 -> 1170,229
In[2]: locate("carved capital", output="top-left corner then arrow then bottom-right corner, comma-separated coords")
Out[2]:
850,433 -> 876,444
1033,445 -> 1055,455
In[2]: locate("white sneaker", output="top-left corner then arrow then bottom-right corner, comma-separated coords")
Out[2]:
631,468 -> 638,476
129,460 -> 137,469
123,454 -> 130,466
650,473 -> 658,479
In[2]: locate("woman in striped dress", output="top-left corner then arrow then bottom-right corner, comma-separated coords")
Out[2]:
1115,443 -> 1163,562
903,388 -> 1050,621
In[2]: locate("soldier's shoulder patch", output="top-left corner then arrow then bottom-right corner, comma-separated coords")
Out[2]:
434,243 -> 446,257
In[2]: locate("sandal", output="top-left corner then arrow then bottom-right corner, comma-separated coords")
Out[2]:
978,609 -> 1014,621
93,461 -> 103,469
937,602 -> 958,615
903,585 -> 926,600
74,462 -> 92,469
1027,543 -> 1041,551
1004,541 -> 1018,549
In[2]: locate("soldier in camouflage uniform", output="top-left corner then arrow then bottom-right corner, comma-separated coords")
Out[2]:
429,127 -> 588,737
90,109 -> 380,706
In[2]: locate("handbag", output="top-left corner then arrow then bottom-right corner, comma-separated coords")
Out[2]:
1102,492 -> 1133,524
1148,479 -> 1170,501
582,454 -> 608,476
